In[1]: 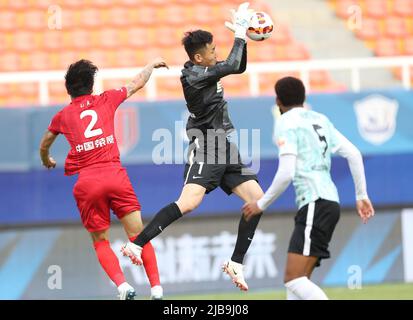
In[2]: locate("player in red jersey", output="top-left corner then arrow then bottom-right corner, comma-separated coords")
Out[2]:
39,58 -> 168,300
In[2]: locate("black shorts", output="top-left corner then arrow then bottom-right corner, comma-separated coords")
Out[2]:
288,198 -> 340,265
183,136 -> 258,195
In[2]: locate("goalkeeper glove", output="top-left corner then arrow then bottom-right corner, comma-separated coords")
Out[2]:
225,2 -> 253,40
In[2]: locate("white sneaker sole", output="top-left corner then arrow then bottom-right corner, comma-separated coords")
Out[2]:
222,263 -> 249,291
121,245 -> 143,265
119,290 -> 136,300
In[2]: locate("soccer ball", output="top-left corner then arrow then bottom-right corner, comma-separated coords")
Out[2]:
247,11 -> 274,41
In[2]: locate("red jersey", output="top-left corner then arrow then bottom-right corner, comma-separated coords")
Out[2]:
48,87 -> 127,175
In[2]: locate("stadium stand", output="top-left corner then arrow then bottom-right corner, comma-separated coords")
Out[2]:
329,0 -> 413,84
0,0 -> 344,106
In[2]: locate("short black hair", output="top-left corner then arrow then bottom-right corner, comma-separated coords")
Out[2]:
65,59 -> 98,98
275,76 -> 306,107
182,30 -> 213,61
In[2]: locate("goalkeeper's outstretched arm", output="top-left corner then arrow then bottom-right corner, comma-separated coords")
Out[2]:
200,2 -> 251,80
210,38 -> 247,78
238,41 -> 247,73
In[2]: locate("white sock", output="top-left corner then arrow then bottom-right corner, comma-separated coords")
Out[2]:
285,276 -> 328,300
286,288 -> 301,300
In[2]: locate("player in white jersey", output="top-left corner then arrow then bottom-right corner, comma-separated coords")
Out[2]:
243,77 -> 375,300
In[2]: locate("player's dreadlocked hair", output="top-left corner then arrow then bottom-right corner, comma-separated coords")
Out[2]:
65,59 -> 98,98
182,30 -> 213,61
275,76 -> 306,107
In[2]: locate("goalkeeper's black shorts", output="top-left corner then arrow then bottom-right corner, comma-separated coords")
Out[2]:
183,136 -> 258,195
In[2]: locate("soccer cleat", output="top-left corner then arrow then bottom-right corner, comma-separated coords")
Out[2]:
222,260 -> 249,291
117,282 -> 136,300
121,242 -> 143,265
150,285 -> 164,300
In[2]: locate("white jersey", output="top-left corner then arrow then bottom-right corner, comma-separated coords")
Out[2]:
275,108 -> 341,209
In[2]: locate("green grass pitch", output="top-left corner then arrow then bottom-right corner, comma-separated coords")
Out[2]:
164,283 -> 413,300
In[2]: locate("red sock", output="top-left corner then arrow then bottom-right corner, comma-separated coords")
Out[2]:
94,240 -> 125,287
129,235 -> 161,287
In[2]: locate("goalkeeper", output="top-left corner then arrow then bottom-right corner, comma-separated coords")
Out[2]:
122,2 -> 265,291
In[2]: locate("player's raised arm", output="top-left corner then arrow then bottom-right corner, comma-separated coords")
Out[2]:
39,130 -> 58,169
125,57 -> 168,98
204,2 -> 251,79
332,128 -> 375,223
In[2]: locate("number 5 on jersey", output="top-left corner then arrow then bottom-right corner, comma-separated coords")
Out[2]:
312,124 -> 328,157
80,110 -> 103,138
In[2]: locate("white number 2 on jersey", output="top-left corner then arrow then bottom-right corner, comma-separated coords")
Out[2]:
80,110 -> 103,138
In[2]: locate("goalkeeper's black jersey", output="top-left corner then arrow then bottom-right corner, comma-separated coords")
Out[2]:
180,38 -> 247,136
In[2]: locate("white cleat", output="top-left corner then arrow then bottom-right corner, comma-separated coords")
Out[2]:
121,242 -> 143,265
222,260 -> 249,291
150,285 -> 164,300
117,282 -> 136,300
